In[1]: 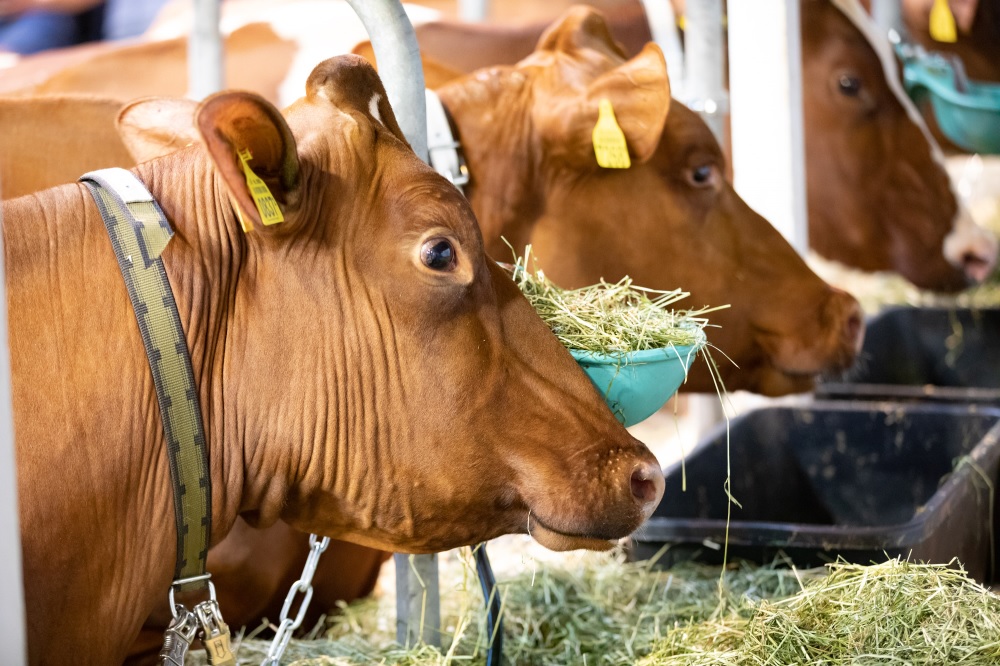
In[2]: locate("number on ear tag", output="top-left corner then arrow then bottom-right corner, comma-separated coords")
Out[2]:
238,148 -> 284,226
592,99 -> 631,169
929,0 -> 957,43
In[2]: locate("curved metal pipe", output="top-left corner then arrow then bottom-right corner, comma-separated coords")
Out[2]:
346,0 -> 428,161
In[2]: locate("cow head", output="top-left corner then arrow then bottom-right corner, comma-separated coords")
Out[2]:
439,8 -> 863,396
802,0 -> 997,290
178,56 -> 662,553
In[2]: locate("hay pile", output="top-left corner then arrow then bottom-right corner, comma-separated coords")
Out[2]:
643,559 -> 1000,665
509,250 -> 721,355
190,551 -> 1000,666
810,253 -> 1000,315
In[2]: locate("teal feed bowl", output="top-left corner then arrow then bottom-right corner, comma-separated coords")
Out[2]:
903,56 -> 1000,154
571,344 -> 702,427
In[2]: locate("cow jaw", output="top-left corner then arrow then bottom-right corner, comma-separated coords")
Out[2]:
527,516 -> 617,552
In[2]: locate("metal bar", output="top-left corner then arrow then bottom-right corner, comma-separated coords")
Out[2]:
0,186 -> 27,663
871,0 -> 906,38
188,0 -> 224,99
639,0 -> 686,101
393,553 -> 441,647
347,0 -> 428,161
458,0 -> 489,22
344,0 -> 436,645
475,544 -> 502,666
728,0 -> 809,254
683,0 -> 728,143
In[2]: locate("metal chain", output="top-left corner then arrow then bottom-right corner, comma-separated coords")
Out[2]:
262,533 -> 330,665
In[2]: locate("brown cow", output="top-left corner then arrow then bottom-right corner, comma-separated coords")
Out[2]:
7,55 -> 664,664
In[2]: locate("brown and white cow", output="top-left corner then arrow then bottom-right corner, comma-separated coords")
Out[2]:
6,55 -> 664,664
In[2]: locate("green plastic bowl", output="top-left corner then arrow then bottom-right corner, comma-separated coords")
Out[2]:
570,343 -> 703,427
902,54 -> 1000,154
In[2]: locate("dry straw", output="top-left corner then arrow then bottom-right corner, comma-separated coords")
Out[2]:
192,553 -> 1000,666
509,247 -> 726,356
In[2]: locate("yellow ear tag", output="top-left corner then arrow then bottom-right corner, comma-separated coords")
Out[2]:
592,98 -> 631,169
237,148 -> 284,226
929,0 -> 957,43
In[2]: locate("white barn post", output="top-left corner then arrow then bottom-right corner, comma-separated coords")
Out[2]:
459,0 -> 489,22
344,0 -> 439,647
727,0 -> 809,254
0,197 -> 27,663
683,0 -> 728,143
639,0 -> 686,101
188,0 -> 224,99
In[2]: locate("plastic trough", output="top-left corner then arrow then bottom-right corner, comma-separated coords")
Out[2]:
632,402 -> 1000,583
816,306 -> 1000,406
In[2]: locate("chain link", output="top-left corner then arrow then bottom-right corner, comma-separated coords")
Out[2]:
263,533 -> 330,665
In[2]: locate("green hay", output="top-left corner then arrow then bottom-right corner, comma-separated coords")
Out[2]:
642,559 -> 1000,665
509,248 -> 725,355
188,555 -> 1000,666
193,551 -> 816,665
809,252 -> 1000,315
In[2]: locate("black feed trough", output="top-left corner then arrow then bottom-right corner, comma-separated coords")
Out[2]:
632,403 -> 1000,583
816,306 -> 1000,405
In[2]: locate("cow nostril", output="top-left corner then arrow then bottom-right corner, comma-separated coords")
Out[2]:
630,462 -> 665,514
962,252 -> 993,283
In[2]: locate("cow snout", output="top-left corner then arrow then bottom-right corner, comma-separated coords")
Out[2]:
943,210 -> 998,284
629,461 -> 665,519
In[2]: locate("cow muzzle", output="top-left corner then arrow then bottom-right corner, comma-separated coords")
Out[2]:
943,208 -> 999,285
526,455 -> 664,552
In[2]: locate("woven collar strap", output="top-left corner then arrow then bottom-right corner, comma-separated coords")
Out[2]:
80,168 -> 212,591
425,89 -> 469,193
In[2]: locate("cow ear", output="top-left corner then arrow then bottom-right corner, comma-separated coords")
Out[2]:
117,97 -> 200,163
539,42 -> 670,168
196,91 -> 300,230
306,54 -> 410,147
536,6 -> 627,60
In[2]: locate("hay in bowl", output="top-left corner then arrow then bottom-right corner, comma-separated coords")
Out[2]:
507,251 -> 722,426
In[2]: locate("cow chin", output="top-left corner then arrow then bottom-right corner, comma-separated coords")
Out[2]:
755,365 -> 818,397
527,516 -> 618,552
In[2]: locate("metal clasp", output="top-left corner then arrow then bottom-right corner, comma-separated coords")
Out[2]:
168,573 -> 216,618
196,599 -> 237,666
159,608 -> 198,666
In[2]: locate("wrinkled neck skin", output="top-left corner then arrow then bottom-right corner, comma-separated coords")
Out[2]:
143,149 -> 419,545
439,69 -> 542,258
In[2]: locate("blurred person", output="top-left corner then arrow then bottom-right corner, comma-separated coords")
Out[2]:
0,0 -> 170,42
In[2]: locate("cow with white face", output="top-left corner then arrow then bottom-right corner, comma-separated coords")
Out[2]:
7,56 -> 663,664
803,0 -> 996,290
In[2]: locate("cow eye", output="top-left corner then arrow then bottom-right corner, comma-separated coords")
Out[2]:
420,238 -> 456,271
838,74 -> 862,97
688,164 -> 716,188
